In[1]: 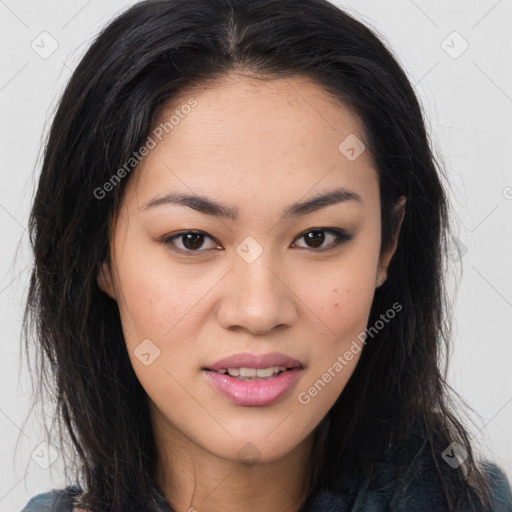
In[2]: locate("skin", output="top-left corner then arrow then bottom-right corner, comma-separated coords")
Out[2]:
98,73 -> 405,512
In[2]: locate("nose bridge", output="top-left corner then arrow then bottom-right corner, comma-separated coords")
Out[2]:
216,242 -> 297,333
237,250 -> 279,303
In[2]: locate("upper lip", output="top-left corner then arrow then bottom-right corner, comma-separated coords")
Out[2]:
204,352 -> 304,371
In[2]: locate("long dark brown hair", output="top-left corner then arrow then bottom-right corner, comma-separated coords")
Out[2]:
21,0 -> 495,510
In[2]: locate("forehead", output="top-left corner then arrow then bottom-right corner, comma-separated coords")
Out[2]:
155,74 -> 367,155
125,74 -> 378,208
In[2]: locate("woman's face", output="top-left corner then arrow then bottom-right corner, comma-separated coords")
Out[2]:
99,75 -> 403,465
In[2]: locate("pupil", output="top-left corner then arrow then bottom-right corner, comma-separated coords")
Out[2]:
183,233 -> 204,250
306,230 -> 324,248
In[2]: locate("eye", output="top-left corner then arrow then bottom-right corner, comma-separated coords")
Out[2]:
292,228 -> 353,250
162,228 -> 353,255
162,231 -> 221,253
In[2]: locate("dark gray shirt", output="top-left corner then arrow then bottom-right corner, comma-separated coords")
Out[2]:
20,460 -> 512,511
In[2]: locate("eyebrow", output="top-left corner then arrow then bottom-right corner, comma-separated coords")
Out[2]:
142,186 -> 362,221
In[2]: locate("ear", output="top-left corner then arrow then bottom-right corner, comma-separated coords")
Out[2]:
97,261 -> 116,299
376,196 -> 406,288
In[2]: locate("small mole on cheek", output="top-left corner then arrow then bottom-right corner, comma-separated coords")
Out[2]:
334,303 -> 338,307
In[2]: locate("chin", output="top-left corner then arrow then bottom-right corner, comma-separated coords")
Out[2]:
203,429 -> 305,465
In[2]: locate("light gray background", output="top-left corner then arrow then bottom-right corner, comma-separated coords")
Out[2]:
1,1 -> 511,510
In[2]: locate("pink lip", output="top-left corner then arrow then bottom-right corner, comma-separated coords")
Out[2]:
203,367 -> 303,407
202,352 -> 304,407
204,352 -> 303,371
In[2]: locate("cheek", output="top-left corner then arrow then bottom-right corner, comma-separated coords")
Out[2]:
112,239 -> 223,360
112,254 -> 203,396
111,241 -> 187,346
115,271 -> 174,343
291,255 -> 377,430
298,253 -> 378,339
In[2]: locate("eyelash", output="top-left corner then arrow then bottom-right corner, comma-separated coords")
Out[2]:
161,228 -> 354,255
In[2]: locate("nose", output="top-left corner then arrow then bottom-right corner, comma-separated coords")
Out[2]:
215,250 -> 299,335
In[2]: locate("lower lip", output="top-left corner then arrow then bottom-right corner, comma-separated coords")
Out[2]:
203,368 -> 303,407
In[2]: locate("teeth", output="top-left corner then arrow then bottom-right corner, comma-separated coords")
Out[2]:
240,367 -> 256,377
221,366 -> 286,378
254,367 -> 275,378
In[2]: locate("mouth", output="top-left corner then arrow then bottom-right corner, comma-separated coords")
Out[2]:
201,352 -> 304,407
203,366 -> 293,380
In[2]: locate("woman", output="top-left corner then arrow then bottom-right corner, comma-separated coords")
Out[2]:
20,0 -> 512,510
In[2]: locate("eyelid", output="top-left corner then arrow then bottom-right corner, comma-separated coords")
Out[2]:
162,228 -> 353,254
291,228 -> 353,251
162,230 -> 221,254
